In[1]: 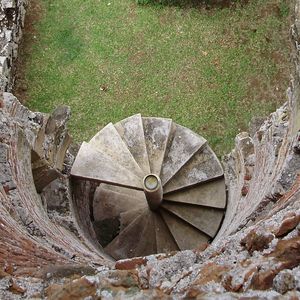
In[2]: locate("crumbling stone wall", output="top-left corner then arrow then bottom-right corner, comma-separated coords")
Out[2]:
0,0 -> 299,299
0,93 -> 113,270
215,3 -> 300,241
0,0 -> 27,92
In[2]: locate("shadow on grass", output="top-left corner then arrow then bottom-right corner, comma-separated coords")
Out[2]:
135,0 -> 250,9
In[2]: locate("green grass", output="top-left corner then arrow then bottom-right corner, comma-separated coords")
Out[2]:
19,0 -> 291,156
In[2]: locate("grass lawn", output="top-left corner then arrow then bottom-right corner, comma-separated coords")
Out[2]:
15,0 -> 291,156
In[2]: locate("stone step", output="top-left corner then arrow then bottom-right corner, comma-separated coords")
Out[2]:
163,145 -> 223,194
162,201 -> 224,238
114,114 -> 150,175
105,210 -> 156,260
100,183 -> 147,201
119,207 -> 147,232
93,185 -> 146,222
70,142 -> 143,190
133,211 -> 157,258
154,213 -> 179,253
142,117 -> 173,176
160,209 -> 210,250
160,124 -> 206,186
89,122 -> 144,178
164,178 -> 226,209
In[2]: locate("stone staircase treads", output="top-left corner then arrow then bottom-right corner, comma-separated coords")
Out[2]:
71,114 -> 227,259
154,213 -> 179,253
105,210 -> 151,259
119,207 -> 147,232
70,142 -> 143,189
163,145 -> 223,193
164,178 -> 226,209
93,185 -> 147,222
134,211 -> 157,257
162,201 -> 224,237
142,117 -> 173,176
115,114 -> 150,175
100,183 -> 147,201
160,209 -> 210,250
89,122 -> 144,178
160,124 -> 207,186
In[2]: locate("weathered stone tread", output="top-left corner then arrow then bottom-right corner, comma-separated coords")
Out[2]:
160,209 -> 210,250
160,124 -> 206,186
71,142 -> 143,190
162,201 -> 224,237
163,145 -> 223,193
142,117 -> 173,176
115,114 -> 150,175
89,122 -> 144,178
164,178 -> 226,209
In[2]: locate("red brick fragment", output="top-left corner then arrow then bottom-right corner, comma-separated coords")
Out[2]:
9,279 -> 26,295
244,174 -> 252,181
3,185 -> 10,194
47,277 -> 96,300
4,263 -> 14,275
194,243 -> 209,253
241,185 -> 249,196
241,230 -> 274,254
270,236 -> 300,268
250,268 -> 278,290
275,215 -> 300,237
0,269 -> 10,279
115,257 -> 147,270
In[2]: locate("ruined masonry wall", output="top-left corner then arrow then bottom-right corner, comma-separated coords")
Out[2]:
0,0 -> 27,92
0,0 -> 299,299
216,2 -> 300,240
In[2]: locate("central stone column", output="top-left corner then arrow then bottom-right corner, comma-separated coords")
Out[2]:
143,174 -> 163,210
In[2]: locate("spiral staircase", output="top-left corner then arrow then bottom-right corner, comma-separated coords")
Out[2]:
71,114 -> 226,260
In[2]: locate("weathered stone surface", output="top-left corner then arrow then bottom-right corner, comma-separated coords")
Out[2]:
160,123 -> 206,185
275,214 -> 300,237
0,94 -> 113,279
160,208 -> 206,250
273,269 -> 296,294
71,141 -> 143,189
164,178 -> 226,209
47,277 -> 97,300
115,257 -> 148,271
114,113 -> 151,175
163,145 -> 224,194
241,230 -> 274,254
0,0 -> 27,92
162,201 -> 224,237
4,92 -> 72,192
143,117 -> 173,176
0,0 -> 299,299
89,122 -> 144,178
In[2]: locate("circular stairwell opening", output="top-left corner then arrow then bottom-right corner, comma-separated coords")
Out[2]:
71,114 -> 227,260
